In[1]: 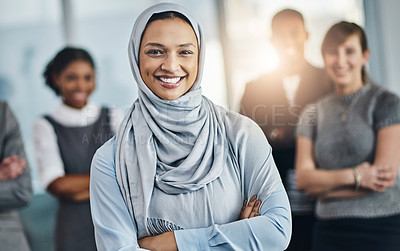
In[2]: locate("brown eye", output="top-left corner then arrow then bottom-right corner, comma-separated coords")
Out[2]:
85,75 -> 93,82
345,48 -> 355,55
179,50 -> 193,55
66,75 -> 77,82
146,50 -> 164,56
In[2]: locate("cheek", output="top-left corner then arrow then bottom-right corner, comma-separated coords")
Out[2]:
323,58 -> 334,68
60,81 -> 74,90
187,59 -> 198,75
140,59 -> 159,75
89,82 -> 96,91
353,57 -> 365,67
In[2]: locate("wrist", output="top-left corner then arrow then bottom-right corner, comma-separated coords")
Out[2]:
353,167 -> 361,190
0,168 -> 7,180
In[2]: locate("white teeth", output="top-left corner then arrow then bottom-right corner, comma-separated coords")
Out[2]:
159,77 -> 181,83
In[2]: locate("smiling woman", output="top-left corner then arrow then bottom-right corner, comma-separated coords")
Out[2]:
54,60 -> 96,108
89,3 -> 291,251
139,13 -> 199,101
296,22 -> 400,250
32,47 -> 120,251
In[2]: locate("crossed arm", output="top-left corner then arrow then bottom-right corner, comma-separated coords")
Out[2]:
0,103 -> 32,210
295,124 -> 400,200
0,155 -> 26,181
47,174 -> 90,201
33,118 -> 90,202
137,195 -> 263,250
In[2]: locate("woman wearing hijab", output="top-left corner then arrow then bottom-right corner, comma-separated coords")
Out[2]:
90,3 -> 291,250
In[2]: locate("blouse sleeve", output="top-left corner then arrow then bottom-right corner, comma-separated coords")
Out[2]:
296,104 -> 317,141
174,116 -> 292,250
373,90 -> 400,130
33,117 -> 65,189
90,138 -> 149,251
0,103 -> 32,211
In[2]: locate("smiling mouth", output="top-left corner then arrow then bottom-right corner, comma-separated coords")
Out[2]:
333,69 -> 348,76
72,92 -> 88,101
156,76 -> 184,89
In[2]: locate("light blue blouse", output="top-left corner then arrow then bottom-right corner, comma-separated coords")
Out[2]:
90,112 -> 291,250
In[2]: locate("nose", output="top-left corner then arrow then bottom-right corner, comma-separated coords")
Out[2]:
161,54 -> 180,72
336,51 -> 346,67
76,77 -> 87,91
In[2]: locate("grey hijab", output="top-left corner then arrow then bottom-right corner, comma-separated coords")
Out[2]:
115,3 -> 227,237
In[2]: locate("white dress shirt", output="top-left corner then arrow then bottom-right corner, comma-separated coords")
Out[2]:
282,74 -> 300,108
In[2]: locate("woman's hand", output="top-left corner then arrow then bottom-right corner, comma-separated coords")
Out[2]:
240,195 -> 261,219
357,162 -> 397,191
138,231 -> 177,251
0,155 -> 26,181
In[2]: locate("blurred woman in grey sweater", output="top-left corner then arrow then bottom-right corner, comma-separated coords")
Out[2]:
296,21 -> 400,250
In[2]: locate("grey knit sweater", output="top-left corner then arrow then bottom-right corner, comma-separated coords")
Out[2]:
297,83 -> 400,219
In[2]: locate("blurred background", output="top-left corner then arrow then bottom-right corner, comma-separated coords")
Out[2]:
0,0 -> 399,250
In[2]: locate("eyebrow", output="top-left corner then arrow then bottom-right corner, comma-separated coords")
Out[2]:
144,42 -> 196,48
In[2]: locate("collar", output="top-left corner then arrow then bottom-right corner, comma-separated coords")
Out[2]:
50,102 -> 101,126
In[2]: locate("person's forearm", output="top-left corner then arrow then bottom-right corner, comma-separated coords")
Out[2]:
48,174 -> 90,200
0,169 -> 32,210
318,188 -> 371,201
297,168 -> 355,195
138,232 -> 177,251
66,188 -> 90,201
0,171 -> 7,181
174,189 -> 291,250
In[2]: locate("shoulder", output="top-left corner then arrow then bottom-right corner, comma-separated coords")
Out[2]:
240,72 -> 278,110
0,101 -> 14,119
364,83 -> 400,110
367,84 -> 400,128
0,100 -> 7,111
216,105 -> 262,132
1,103 -> 20,130
33,116 -> 53,133
318,93 -> 336,106
218,106 -> 270,151
245,72 -> 277,90
299,94 -> 336,123
369,83 -> 399,100
300,92 -> 332,113
304,63 -> 325,74
92,136 -> 117,173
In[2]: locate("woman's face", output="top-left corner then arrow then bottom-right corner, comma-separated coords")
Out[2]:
139,18 -> 198,101
323,34 -> 369,89
55,60 -> 95,109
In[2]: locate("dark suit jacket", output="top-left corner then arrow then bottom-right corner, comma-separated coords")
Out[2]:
240,63 -> 332,183
0,101 -> 32,251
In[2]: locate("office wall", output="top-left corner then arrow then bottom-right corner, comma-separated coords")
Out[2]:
364,0 -> 400,95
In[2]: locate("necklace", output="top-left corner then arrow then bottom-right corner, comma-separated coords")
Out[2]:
340,92 -> 362,122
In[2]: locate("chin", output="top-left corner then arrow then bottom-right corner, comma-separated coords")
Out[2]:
156,92 -> 179,101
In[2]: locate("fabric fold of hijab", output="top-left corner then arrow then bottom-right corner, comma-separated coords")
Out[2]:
115,3 -> 227,237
